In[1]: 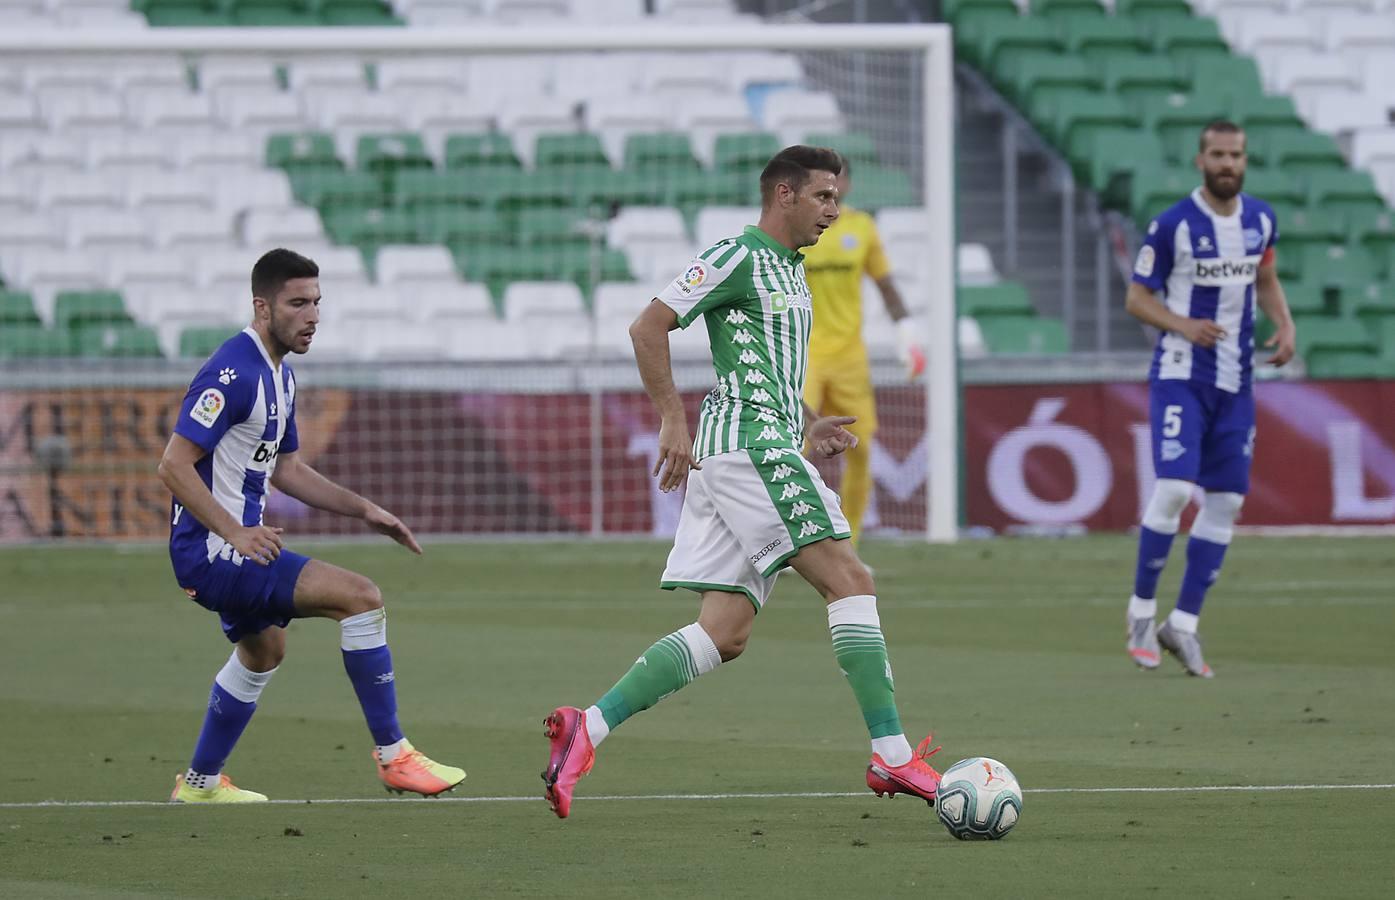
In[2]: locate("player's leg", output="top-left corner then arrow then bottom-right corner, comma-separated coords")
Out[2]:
1160,390 -> 1253,678
1128,381 -> 1206,669
293,559 -> 465,794
172,626 -> 284,803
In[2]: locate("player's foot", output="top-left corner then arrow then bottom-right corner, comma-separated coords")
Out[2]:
541,706 -> 595,819
169,772 -> 268,803
866,734 -> 942,806
375,740 -> 466,797
1127,614 -> 1161,670
1157,621 -> 1214,678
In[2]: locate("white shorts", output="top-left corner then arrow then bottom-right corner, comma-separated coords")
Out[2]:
660,448 -> 851,611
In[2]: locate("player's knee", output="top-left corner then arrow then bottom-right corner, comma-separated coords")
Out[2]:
346,577 -> 383,615
1142,478 -> 1193,534
1193,492 -> 1244,545
712,630 -> 748,662
239,645 -> 283,671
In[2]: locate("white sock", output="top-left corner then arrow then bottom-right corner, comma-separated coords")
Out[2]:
215,651 -> 276,703
375,738 -> 407,764
584,705 -> 610,748
1128,595 -> 1157,620
184,769 -> 220,790
341,608 -> 387,650
1168,609 -> 1199,633
872,734 -> 913,768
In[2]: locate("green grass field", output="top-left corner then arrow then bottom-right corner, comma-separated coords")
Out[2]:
2,536 -> 1392,898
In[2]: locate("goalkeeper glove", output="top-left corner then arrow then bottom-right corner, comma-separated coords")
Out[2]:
895,317 -> 926,380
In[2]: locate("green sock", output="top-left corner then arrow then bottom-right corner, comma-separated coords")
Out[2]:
595,623 -> 722,732
828,595 -> 903,739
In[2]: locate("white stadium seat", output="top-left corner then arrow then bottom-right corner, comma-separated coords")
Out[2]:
626,240 -> 698,285
726,52 -> 803,92
607,206 -> 688,247
2,135 -> 85,177
312,92 -> 405,132
7,249 -> 106,320
313,245 -> 371,283
127,171 -> 217,216
196,58 -> 280,94
177,131 -> 262,172
0,92 -> 41,130
761,90 -> 844,146
89,134 -> 177,173
502,280 -> 587,322
358,326 -> 451,361
128,88 -> 215,131
675,94 -> 759,164
320,285 -> 395,326
957,243 -> 999,286
496,97 -> 579,164
409,283 -> 497,325
214,169 -> 295,216
38,172 -> 125,211
640,53 -> 731,97
405,95 -> 496,159
394,0 -> 486,24
67,209 -> 150,253
465,56 -> 552,99
192,249 -> 259,293
242,208 -> 326,248
695,206 -> 758,249
377,57 -> 468,94
443,319 -> 534,361
0,212 -> 65,250
592,281 -> 648,323
374,245 -> 459,287
39,88 -> 126,133
553,54 -> 640,103
489,0 -> 571,20
1352,130 -> 1395,169
287,58 -> 369,92
1322,13 -> 1395,54
1304,93 -> 1390,135
154,217 -> 234,254
217,89 -> 304,131
108,250 -> 191,287
0,172 -> 34,214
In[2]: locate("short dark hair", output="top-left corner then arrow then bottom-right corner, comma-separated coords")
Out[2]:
1199,120 -> 1245,153
251,248 -> 318,300
759,145 -> 843,205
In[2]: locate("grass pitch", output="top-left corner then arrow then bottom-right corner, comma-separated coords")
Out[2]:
2,536 -> 1392,898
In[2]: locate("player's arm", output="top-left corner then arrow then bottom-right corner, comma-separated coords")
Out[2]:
1255,251 -> 1296,367
270,453 -> 421,554
801,400 -> 858,459
1124,283 -> 1225,348
630,299 -> 699,493
157,433 -> 284,566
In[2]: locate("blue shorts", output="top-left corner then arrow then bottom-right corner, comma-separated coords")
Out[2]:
178,548 -> 312,644
1150,380 -> 1255,495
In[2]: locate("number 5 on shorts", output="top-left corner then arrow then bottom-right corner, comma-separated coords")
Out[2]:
1163,405 -> 1183,439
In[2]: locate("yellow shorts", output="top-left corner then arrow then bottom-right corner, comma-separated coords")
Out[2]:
804,354 -> 878,437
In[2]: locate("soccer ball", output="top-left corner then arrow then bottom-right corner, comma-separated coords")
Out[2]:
935,757 -> 1022,841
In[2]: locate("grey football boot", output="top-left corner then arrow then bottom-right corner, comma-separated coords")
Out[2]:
1157,620 -> 1214,678
1126,614 -> 1161,670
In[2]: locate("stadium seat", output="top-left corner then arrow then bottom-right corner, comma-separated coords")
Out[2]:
321,207 -> 417,254
1295,316 -> 1377,371
1096,55 -> 1187,108
180,131 -> 261,172
444,132 -> 522,170
1343,281 -> 1395,325
957,243 -> 999,286
761,90 -> 844,144
1059,17 -> 1148,61
1274,281 -> 1331,318
441,319 -> 533,362
408,283 -> 497,325
1249,129 -> 1345,174
127,171 -> 216,217
1279,207 -> 1346,258
1187,56 -> 1265,105
267,131 -> 345,172
1296,244 -> 1380,296
292,170 -> 388,212
1348,208 -> 1395,263
179,325 -> 242,359
501,280 -> 588,322
714,132 -> 781,174
694,206 -> 758,249
1241,169 -> 1304,207
1002,53 -> 1100,107
535,133 -> 610,169
942,0 -> 1018,30
75,322 -> 163,358
1149,16 -> 1230,64
244,207 -> 327,247
1129,167 -> 1198,223
624,133 -> 701,172
959,282 -> 1035,317
1115,0 -> 1193,19
805,132 -> 878,167
725,51 -> 805,94
976,315 -> 1069,354
1048,92 -> 1138,148
963,18 -> 1060,71
0,290 -> 40,326
53,290 -> 131,330
1034,0 -> 1107,21
373,244 -> 458,287
356,132 -> 434,179
0,212 -> 65,250
1083,129 -> 1166,207
0,324 -> 75,359
1306,170 -> 1387,218
420,207 -> 510,248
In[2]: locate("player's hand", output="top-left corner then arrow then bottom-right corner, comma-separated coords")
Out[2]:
1265,322 -> 1296,367
653,416 -> 700,493
1180,319 -> 1226,348
895,318 -> 926,380
807,415 -> 859,458
365,504 -> 422,555
230,525 -> 283,566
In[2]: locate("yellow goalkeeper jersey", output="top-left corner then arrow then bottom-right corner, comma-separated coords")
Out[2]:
803,207 -> 891,363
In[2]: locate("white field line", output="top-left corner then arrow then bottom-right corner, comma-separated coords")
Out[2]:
2,783 -> 1392,810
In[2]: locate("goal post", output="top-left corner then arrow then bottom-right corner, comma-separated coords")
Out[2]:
0,23 -> 959,544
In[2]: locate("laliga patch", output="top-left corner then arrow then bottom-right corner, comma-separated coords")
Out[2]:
190,388 -> 225,428
676,262 -> 707,295
1134,245 -> 1155,277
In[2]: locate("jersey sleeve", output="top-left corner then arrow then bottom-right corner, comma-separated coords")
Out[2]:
1131,216 -> 1175,293
862,221 -> 892,281
280,369 -> 300,455
656,242 -> 752,328
173,361 -> 255,453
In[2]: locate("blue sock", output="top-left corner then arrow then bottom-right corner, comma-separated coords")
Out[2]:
342,646 -> 403,746
1132,526 -> 1177,600
1177,536 -> 1229,616
190,683 -> 256,776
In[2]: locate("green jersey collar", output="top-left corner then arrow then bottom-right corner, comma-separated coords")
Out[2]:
743,225 -> 805,263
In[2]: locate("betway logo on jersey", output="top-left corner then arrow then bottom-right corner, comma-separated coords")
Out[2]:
248,441 -> 280,470
1192,255 -> 1260,286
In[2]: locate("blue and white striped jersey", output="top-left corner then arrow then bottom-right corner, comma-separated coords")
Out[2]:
1132,188 -> 1278,394
169,327 -> 299,579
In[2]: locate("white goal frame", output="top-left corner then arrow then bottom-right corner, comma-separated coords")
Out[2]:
0,23 -> 958,543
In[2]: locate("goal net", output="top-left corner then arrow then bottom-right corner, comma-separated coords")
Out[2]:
0,24 -> 957,544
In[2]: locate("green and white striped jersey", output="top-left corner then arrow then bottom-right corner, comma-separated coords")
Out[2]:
657,225 -> 814,461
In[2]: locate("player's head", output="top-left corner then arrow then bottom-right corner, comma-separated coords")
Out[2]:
759,145 -> 842,248
251,248 -> 320,356
1196,120 -> 1246,201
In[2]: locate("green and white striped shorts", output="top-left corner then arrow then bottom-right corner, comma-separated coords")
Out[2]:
660,448 -> 851,611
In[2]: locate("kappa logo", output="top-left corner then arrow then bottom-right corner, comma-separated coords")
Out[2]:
743,370 -> 768,385
732,329 -> 756,345
779,482 -> 807,501
762,447 -> 790,463
750,538 -> 783,566
771,463 -> 796,480
218,367 -> 237,385
738,348 -> 760,364
750,388 -> 774,403
726,310 -> 751,325
1160,439 -> 1186,462
797,521 -> 824,538
757,425 -> 783,442
755,408 -> 778,423
789,500 -> 814,518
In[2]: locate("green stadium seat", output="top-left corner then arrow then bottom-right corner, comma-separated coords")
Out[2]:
1115,0 -> 1194,20
395,169 -> 494,211
1235,96 -> 1304,131
318,0 -> 401,26
1242,124 -> 1308,168
179,326 -> 241,359
1306,170 -> 1387,219
1140,94 -> 1229,145
943,0 -> 1018,28
356,133 -> 433,179
1082,130 -> 1166,208
664,170 -> 753,209
972,19 -> 1060,71
1096,55 -> 1186,107
423,208 -> 509,247
1242,169 -> 1304,207
53,291 -> 131,330
291,170 -> 387,211
1295,317 -> 1377,371
444,133 -> 522,170
1149,17 -> 1228,58
1048,92 -> 1137,148
266,131 -> 343,170
977,316 -> 1069,354
516,208 -> 602,246
1305,351 -> 1395,379
1032,0 -> 1106,20
805,132 -> 878,167
1296,244 -> 1379,296
1189,57 -> 1265,105
574,169 -> 666,208
714,133 -> 781,173
1130,167 -> 1197,222
1277,281 -> 1333,318
0,290 -> 40,326
623,133 -> 700,171
1265,132 -> 1346,176
322,207 -> 418,252
144,2 -> 233,27
1279,207 -> 1346,258
75,324 -> 163,358
1342,282 -> 1395,325
535,133 -> 610,169
0,325 -> 74,359
233,4 -> 320,27
456,246 -> 630,300
491,171 -> 574,213
1058,17 -> 1147,61
959,282 -> 1035,317
1003,53 -> 1099,107
846,166 -> 915,211
1347,208 -> 1395,266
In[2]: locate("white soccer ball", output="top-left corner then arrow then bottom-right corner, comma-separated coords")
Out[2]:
935,757 -> 1023,841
